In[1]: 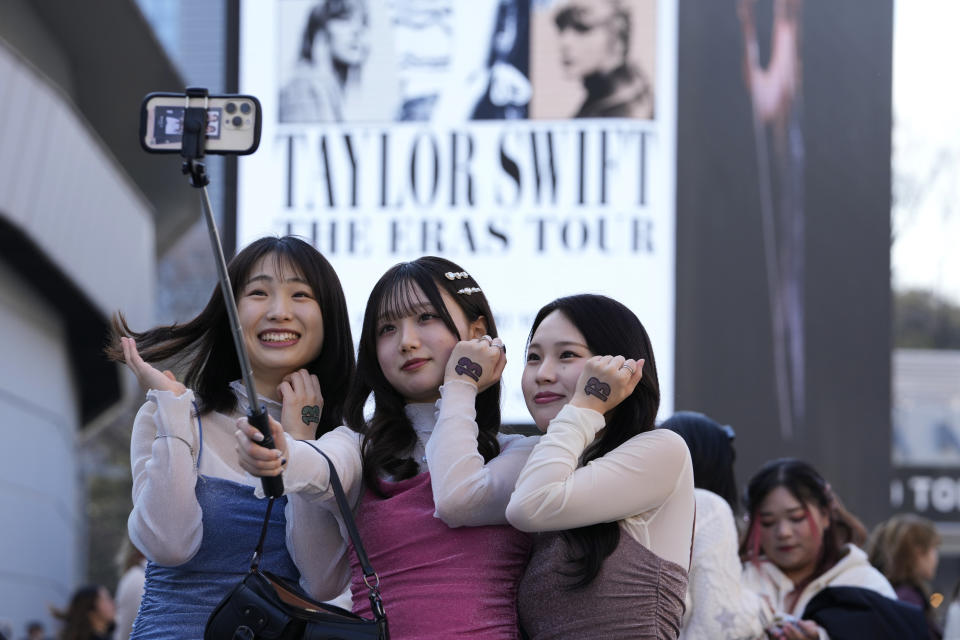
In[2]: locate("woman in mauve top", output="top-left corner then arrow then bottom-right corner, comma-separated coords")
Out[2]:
506,294 -> 695,640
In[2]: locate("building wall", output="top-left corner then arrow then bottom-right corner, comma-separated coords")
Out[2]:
0,29 -> 160,633
0,258 -> 82,625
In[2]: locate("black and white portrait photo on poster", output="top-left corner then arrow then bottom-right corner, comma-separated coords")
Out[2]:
277,0 -> 531,123
391,0 -> 531,122
530,0 -> 656,119
277,0 -> 398,122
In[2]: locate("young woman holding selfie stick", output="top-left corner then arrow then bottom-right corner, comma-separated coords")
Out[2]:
107,236 -> 355,639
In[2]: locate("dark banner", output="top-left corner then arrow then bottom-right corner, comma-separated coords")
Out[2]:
675,0 -> 893,525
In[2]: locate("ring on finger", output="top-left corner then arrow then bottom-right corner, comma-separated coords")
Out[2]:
619,364 -> 635,375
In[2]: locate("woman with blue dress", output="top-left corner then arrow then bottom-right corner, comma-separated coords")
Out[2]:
106,236 -> 355,639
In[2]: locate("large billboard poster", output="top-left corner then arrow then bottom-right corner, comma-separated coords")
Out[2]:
238,0 -> 677,423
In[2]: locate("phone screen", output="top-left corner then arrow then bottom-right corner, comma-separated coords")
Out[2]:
152,106 -> 223,144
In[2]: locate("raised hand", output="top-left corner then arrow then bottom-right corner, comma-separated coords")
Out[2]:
277,368 -> 324,440
235,414 -> 288,477
444,335 -> 507,392
569,355 -> 644,415
120,336 -> 186,396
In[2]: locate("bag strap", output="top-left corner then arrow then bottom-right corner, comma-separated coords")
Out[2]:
248,440 -> 385,621
298,440 -> 379,584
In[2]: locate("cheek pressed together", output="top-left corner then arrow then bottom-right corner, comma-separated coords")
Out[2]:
375,283 -> 483,404
521,310 -> 594,432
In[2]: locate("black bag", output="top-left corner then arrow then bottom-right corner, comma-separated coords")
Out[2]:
205,444 -> 389,639
802,586 -> 929,640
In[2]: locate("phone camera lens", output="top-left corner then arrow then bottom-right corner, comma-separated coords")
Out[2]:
240,102 -> 252,114
232,116 -> 243,127
225,102 -> 237,114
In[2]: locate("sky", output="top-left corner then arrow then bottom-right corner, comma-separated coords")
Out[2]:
891,0 -> 960,304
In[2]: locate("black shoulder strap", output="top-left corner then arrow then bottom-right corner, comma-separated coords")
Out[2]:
249,439 -> 385,620
298,439 -> 378,583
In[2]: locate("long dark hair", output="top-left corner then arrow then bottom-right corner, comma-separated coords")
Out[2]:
346,257 -> 501,495
741,458 -> 853,590
51,585 -> 105,640
527,294 -> 660,589
660,411 -> 739,514
105,236 -> 355,436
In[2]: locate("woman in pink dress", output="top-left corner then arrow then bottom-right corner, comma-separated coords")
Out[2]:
238,257 -> 536,639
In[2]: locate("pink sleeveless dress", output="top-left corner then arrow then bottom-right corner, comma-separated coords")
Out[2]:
349,471 -> 531,639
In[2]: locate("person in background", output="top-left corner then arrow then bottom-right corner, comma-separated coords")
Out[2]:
112,535 -> 146,640
868,513 -> 943,639
741,458 -> 895,639
21,621 -> 51,640
50,586 -> 115,640
660,411 -> 765,639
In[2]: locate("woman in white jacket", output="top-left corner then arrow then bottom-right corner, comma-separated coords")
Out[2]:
660,412 -> 765,640
740,458 -> 895,640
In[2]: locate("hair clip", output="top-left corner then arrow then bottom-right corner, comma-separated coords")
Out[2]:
457,287 -> 482,295
445,271 -> 470,280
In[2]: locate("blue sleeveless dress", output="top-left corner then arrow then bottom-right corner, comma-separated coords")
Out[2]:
130,476 -> 300,640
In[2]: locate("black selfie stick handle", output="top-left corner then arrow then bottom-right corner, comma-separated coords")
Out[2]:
178,87 -> 284,498
248,407 -> 285,498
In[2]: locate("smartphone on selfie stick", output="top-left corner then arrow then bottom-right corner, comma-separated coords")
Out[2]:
140,88 -> 282,498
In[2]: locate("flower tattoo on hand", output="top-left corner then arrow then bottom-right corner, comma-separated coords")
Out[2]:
584,377 -> 611,402
454,357 -> 482,382
301,405 -> 320,426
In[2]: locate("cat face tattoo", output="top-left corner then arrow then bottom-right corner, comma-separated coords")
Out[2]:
454,357 -> 482,382
583,377 -> 611,402
301,405 -> 321,426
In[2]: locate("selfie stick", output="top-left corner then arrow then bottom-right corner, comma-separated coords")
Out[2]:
178,87 -> 284,498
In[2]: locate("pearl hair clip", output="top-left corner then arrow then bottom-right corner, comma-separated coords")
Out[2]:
445,271 -> 470,280
457,287 -> 482,295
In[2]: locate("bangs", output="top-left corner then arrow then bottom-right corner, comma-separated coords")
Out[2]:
271,252 -> 307,283
377,277 -> 429,322
375,270 -> 447,325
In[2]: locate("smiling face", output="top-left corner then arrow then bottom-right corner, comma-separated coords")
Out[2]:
238,252 -> 325,398
375,282 -> 480,404
522,310 -> 594,431
756,486 -> 830,585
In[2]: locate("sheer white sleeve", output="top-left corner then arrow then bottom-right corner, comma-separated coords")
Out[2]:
279,426 -> 364,599
284,493 -> 353,601
505,404 -> 691,532
128,389 -> 204,566
426,381 -> 539,527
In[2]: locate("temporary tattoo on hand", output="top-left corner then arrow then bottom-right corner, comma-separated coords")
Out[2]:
584,377 -> 611,402
301,405 -> 320,425
454,357 -> 483,382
